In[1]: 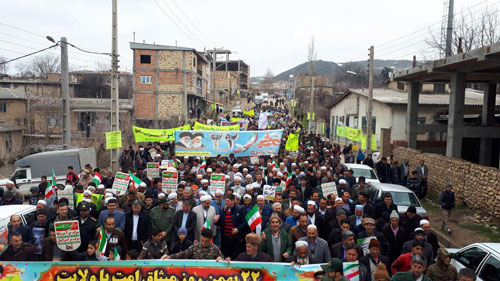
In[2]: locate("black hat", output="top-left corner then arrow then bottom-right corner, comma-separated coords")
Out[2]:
37,209 -> 48,216
273,178 -> 282,184
78,202 -> 90,210
179,132 -> 192,138
4,191 -> 13,200
358,176 -> 366,183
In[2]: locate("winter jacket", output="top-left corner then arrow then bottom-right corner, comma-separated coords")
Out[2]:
426,248 -> 458,281
260,227 -> 293,262
438,191 -> 456,211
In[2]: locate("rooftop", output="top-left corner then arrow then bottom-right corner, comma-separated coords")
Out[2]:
0,88 -> 26,100
328,87 -> 500,107
130,42 -> 209,63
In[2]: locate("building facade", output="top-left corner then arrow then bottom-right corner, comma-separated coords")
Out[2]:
131,42 -> 211,125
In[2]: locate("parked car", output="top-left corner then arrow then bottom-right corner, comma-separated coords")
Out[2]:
367,182 -> 428,219
342,163 -> 380,183
447,243 -> 500,281
0,205 -> 37,254
0,147 -> 96,197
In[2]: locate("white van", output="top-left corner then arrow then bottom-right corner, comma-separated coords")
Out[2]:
0,147 -> 96,197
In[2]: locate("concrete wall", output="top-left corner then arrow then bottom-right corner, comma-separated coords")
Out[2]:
0,100 -> 26,126
0,130 -> 24,163
393,146 -> 500,219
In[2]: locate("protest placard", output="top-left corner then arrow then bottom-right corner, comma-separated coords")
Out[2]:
54,220 -> 81,251
105,130 -> 122,149
321,182 -> 338,198
162,170 -> 178,193
210,174 -> 226,194
343,262 -> 360,281
263,185 -> 276,200
58,186 -> 75,209
112,172 -> 130,195
147,162 -> 160,180
357,236 -> 377,256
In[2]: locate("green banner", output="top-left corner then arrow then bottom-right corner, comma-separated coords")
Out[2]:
132,124 -> 191,142
193,121 -> 240,131
336,126 -> 362,141
105,130 -> 122,149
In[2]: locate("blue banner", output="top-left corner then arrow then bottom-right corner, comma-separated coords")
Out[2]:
0,260 -> 322,280
175,130 -> 283,157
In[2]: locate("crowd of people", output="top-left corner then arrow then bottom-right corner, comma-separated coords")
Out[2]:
0,100 -> 471,281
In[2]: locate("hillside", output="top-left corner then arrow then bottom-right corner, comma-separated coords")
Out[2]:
274,60 -> 341,81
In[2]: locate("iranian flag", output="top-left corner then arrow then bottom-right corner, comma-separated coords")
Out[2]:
93,171 -> 103,185
97,227 -> 107,252
270,159 -> 277,170
245,205 -> 262,231
201,219 -> 210,230
128,172 -> 143,190
198,161 -> 207,173
45,169 -> 57,199
286,173 -> 293,187
113,247 -> 120,261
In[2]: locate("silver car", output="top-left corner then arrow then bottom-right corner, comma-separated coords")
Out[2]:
447,243 -> 500,281
366,182 -> 428,219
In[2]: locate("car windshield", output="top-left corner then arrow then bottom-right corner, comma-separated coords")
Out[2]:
390,192 -> 421,207
352,168 -> 377,180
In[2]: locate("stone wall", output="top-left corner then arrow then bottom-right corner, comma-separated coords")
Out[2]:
393,146 -> 500,219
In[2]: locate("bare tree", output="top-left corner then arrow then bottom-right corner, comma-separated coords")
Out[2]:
308,37 -> 317,76
426,7 -> 500,56
15,53 -> 60,78
261,68 -> 275,92
0,56 -> 8,75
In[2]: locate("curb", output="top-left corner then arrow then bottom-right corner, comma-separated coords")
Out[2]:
433,227 -> 458,248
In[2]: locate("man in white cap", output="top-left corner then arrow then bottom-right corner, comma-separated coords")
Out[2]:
296,224 -> 331,264
291,240 -> 312,266
193,194 -> 218,242
168,192 -> 182,211
230,176 -> 244,195
420,219 -> 439,258
200,179 -> 210,195
285,205 -> 305,227
5,180 -> 23,202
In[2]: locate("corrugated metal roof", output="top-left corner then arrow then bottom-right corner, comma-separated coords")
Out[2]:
129,42 -> 209,63
348,88 -> 500,106
0,88 -> 26,100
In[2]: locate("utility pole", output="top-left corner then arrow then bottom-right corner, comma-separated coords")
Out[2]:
308,76 -> 315,133
445,0 -> 454,57
61,37 -> 71,149
366,46 -> 374,154
110,0 -> 120,172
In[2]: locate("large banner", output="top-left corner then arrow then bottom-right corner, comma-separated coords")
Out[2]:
193,121 -> 240,131
0,260 -> 324,281
175,130 -> 283,157
132,124 -> 191,143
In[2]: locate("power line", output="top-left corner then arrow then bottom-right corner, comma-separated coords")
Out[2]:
0,44 -> 57,64
170,0 -> 219,47
158,0 -> 207,48
152,0 -> 205,49
0,22 -> 46,38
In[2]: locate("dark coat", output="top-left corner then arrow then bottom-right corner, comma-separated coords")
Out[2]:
399,213 -> 422,234
8,225 -> 34,244
359,254 -> 391,278
173,210 -> 197,242
383,224 -> 409,263
216,204 -> 248,241
76,216 -> 97,253
373,202 -> 398,220
0,243 -> 36,261
235,251 -> 273,262
330,242 -> 364,260
124,210 -> 153,245
358,230 -> 391,258
375,162 -> 390,183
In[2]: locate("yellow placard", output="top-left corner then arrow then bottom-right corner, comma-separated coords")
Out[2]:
360,134 -> 377,150
285,132 -> 299,152
307,112 -> 311,120
193,121 -> 240,131
231,118 -> 243,122
105,130 -> 122,149
132,124 -> 191,143
243,109 -> 255,116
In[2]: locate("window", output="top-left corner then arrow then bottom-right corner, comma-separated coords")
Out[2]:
140,55 -> 151,64
397,82 -> 405,91
433,83 -> 445,93
140,76 -> 152,84
362,116 -> 376,134
456,247 -> 488,271
479,256 -> 500,281
390,192 -> 421,207
193,57 -> 196,66
0,103 -> 6,113
368,185 -> 379,204
48,116 -> 58,127
351,168 -> 377,180
12,169 -> 26,180
417,117 -> 426,125
354,116 -> 359,128
346,116 -> 350,127
5,132 -> 12,153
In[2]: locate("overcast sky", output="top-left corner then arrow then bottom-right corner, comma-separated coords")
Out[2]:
1,0 -> 496,76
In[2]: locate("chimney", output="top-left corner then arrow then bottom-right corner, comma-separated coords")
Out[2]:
412,56 -> 417,67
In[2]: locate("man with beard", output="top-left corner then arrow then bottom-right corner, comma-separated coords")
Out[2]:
391,255 -> 430,281
193,195 -> 218,242
176,132 -> 192,148
191,133 -> 205,149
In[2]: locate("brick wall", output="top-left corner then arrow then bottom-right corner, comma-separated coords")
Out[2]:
158,94 -> 182,118
0,100 -> 26,126
134,50 -> 156,68
135,93 -> 155,119
134,70 -> 155,92
393,146 -> 500,219
158,71 -> 183,92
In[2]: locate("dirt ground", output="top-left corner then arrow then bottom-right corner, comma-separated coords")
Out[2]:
423,198 -> 500,247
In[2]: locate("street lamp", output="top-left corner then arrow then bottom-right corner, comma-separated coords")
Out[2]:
346,70 -> 367,77
46,36 -> 56,43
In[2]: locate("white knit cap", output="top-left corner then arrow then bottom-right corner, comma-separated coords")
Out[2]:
245,185 -> 253,191
83,190 -> 93,196
139,182 -> 147,187
201,179 -> 209,184
234,176 -> 242,182
243,194 -> 251,200
419,219 -> 430,226
168,193 -> 177,200
215,190 -> 224,196
307,224 -> 317,230
257,195 -> 264,200
97,184 -> 105,189
37,200 -> 47,206
234,193 -> 241,200
307,200 -> 316,206
339,179 -> 347,185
